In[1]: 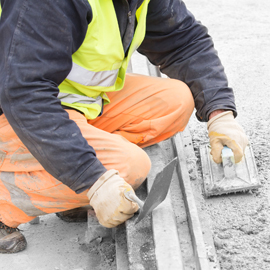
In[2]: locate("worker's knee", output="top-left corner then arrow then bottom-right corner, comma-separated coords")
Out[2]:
165,79 -> 195,131
119,142 -> 151,190
167,79 -> 195,114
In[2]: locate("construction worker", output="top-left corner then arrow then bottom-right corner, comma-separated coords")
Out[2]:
0,0 -> 248,253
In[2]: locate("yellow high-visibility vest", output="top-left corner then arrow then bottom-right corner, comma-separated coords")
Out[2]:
0,1 -> 150,119
59,0 -> 150,119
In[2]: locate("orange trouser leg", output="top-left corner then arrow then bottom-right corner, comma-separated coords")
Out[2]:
0,73 -> 194,227
89,73 -> 195,147
0,113 -> 151,227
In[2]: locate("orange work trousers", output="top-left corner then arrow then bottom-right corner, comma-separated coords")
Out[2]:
0,73 -> 194,228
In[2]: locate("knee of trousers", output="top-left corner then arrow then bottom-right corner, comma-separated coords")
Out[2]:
116,138 -> 151,190
167,79 -> 195,119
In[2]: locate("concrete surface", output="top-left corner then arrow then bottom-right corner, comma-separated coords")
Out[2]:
0,214 -> 116,270
1,0 -> 270,269
186,0 -> 270,269
1,214 -> 89,270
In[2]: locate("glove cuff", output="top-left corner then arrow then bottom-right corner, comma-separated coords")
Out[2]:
207,111 -> 233,130
87,169 -> 119,201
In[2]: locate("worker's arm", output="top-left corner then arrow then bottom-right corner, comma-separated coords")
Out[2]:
0,0 -> 106,193
138,0 -> 248,163
138,0 -> 236,122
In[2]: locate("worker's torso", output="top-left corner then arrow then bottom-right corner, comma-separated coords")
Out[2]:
59,0 -> 149,119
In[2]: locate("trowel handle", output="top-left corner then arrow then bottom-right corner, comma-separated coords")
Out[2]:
124,190 -> 144,208
222,146 -> 236,179
222,146 -> 234,161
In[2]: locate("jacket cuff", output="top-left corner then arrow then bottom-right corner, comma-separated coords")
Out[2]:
87,169 -> 119,201
207,111 -> 233,129
70,159 -> 107,194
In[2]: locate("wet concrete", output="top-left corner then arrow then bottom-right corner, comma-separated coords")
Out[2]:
186,0 -> 270,269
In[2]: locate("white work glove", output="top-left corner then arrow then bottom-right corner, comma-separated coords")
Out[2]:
87,169 -> 139,228
207,111 -> 248,163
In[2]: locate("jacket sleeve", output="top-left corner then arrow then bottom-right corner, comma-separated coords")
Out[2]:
138,0 -> 237,122
0,0 -> 107,193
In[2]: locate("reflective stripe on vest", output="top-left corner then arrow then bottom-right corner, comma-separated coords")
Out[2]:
67,62 -> 119,87
58,0 -> 150,120
57,92 -> 103,107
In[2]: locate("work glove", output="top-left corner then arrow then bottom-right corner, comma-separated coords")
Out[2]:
87,169 -> 139,228
207,111 -> 248,164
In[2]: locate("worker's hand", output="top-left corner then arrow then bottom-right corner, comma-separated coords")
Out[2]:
207,111 -> 248,163
87,169 -> 139,228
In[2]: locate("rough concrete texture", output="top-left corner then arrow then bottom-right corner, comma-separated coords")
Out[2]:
1,0 -> 269,269
0,214 -> 116,270
186,0 -> 270,269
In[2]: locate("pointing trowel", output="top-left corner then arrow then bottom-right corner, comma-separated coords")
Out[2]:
124,157 -> 178,224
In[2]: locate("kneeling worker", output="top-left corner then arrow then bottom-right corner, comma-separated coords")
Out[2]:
0,0 -> 248,253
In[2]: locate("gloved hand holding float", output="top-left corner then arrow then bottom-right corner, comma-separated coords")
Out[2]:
207,111 -> 249,163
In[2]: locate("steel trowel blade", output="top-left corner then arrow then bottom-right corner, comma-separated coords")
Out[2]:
135,157 -> 178,224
